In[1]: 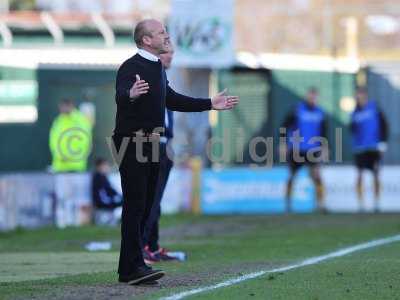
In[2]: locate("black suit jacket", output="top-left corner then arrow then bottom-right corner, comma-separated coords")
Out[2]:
114,54 -> 212,135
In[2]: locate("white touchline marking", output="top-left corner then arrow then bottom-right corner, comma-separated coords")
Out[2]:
160,234 -> 400,300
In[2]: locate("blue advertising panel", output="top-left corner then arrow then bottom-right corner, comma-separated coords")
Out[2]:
201,167 -> 315,214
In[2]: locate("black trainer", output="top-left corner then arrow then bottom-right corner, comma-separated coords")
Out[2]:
118,266 -> 165,285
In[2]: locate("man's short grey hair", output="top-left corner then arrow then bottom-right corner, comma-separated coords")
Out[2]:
134,20 -> 152,47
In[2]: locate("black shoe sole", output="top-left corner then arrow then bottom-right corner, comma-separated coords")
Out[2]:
137,280 -> 160,286
128,271 -> 165,285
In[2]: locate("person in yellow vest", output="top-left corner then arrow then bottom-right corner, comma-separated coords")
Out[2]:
49,99 -> 93,172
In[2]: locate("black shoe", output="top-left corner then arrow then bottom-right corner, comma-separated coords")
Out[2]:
139,280 -> 160,286
118,267 -> 165,285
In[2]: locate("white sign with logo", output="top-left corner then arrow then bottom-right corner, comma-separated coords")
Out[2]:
169,0 -> 235,67
323,166 -> 400,212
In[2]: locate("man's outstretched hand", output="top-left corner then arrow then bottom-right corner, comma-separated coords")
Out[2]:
211,89 -> 239,110
129,74 -> 149,100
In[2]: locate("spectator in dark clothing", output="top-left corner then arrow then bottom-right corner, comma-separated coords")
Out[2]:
91,158 -> 122,225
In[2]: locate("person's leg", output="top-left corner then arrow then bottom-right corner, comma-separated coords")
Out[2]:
354,153 -> 364,212
309,164 -> 325,213
372,169 -> 380,212
150,151 -> 173,252
286,151 -> 300,213
356,168 -> 364,211
286,169 -> 296,213
140,142 -> 161,250
114,136 -> 150,277
371,151 -> 382,213
146,207 -> 161,252
145,143 -> 173,252
143,143 -> 166,251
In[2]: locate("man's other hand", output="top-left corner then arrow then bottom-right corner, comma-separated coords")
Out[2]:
211,89 -> 239,110
129,74 -> 149,100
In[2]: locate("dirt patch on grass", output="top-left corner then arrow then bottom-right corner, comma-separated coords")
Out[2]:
36,261 -> 284,300
20,219 -> 261,300
36,273 -> 210,300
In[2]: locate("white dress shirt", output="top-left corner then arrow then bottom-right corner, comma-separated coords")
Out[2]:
137,48 -> 159,62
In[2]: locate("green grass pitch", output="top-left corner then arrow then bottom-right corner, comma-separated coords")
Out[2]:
0,214 -> 400,299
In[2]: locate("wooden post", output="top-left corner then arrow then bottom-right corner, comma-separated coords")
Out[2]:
189,156 -> 203,214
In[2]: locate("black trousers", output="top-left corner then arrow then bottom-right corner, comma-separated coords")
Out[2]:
143,142 -> 173,251
113,135 -> 160,276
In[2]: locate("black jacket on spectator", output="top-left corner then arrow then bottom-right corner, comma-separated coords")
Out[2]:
91,172 -> 121,209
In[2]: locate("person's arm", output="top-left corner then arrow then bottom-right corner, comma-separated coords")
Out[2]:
166,85 -> 239,112
320,118 -> 328,140
350,115 -> 356,135
278,109 -> 296,157
320,117 -> 329,160
91,173 -> 103,208
280,109 -> 296,138
103,175 -> 119,197
378,109 -> 389,142
49,119 -> 59,157
165,85 -> 212,112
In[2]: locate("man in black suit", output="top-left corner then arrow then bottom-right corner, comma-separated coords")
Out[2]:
112,19 -> 239,285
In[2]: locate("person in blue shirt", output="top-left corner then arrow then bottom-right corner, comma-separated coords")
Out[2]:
350,87 -> 388,212
281,87 -> 328,213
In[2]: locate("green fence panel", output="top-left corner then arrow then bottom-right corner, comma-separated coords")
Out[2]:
213,69 -> 271,165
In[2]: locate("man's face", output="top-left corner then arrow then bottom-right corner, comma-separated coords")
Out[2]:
98,162 -> 110,174
159,50 -> 174,69
143,21 -> 170,55
59,103 -> 73,114
356,90 -> 368,107
306,90 -> 318,106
